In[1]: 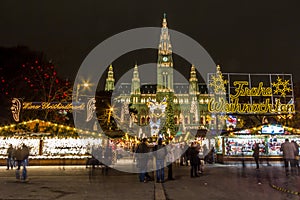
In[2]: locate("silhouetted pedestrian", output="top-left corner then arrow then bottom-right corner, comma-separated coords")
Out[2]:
280,139 -> 297,176
154,138 -> 166,183
6,144 -> 15,170
166,141 -> 175,180
189,142 -> 199,178
291,140 -> 299,168
135,138 -> 149,182
252,143 -> 260,169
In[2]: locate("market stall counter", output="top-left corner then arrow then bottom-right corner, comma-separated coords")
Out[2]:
214,129 -> 300,164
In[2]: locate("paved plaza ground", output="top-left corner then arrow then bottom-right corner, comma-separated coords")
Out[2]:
0,161 -> 299,200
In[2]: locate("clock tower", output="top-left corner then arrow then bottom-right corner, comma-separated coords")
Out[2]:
157,13 -> 174,101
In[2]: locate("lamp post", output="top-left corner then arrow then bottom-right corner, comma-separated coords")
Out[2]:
107,107 -> 114,125
74,81 -> 91,123
76,82 -> 90,102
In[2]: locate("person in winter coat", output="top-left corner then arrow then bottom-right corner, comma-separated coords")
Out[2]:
165,141 -> 175,180
252,143 -> 260,169
153,138 -> 167,183
6,144 -> 15,170
136,138 -> 149,182
189,142 -> 199,178
280,139 -> 297,176
291,140 -> 299,168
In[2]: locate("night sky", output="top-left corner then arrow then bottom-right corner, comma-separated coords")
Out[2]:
1,0 -> 300,83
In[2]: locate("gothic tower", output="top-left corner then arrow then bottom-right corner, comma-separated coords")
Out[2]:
105,64 -> 115,91
189,65 -> 200,124
156,13 -> 174,101
189,65 -> 200,95
131,63 -> 141,103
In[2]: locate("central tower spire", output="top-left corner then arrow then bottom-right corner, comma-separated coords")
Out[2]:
157,13 -> 174,96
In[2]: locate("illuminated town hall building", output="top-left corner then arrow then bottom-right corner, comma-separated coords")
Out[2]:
99,14 -> 295,139
103,15 -> 215,137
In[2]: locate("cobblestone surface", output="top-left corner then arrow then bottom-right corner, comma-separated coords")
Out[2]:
0,163 -> 298,200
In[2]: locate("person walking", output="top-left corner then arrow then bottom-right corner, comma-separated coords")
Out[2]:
189,142 -> 199,178
165,141 -> 175,180
180,142 -> 189,166
280,139 -> 297,176
135,138 -> 149,183
6,144 -> 15,170
291,140 -> 299,168
154,138 -> 167,183
19,143 -> 30,181
198,144 -> 207,174
252,143 -> 260,169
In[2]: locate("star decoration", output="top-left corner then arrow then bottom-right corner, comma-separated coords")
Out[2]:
272,76 -> 292,97
209,73 -> 228,94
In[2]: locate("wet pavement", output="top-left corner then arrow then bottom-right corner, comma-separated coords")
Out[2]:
0,161 -> 299,200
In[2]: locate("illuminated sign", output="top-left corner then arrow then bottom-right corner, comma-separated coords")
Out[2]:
22,102 -> 85,110
207,68 -> 295,115
226,115 -> 237,128
261,124 -> 284,134
10,99 -> 88,122
11,98 -> 22,122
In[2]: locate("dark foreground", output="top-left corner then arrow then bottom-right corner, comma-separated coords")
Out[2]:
0,162 -> 299,200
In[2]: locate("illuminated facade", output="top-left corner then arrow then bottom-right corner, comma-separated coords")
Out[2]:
104,15 -> 212,137
103,15 -> 295,138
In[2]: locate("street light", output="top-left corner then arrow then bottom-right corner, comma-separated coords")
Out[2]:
107,107 -> 114,125
74,81 -> 91,123
76,81 -> 91,102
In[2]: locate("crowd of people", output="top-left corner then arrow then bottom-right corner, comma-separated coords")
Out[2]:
134,138 -> 215,183
4,137 -> 299,183
280,139 -> 299,176
5,143 -> 30,181
251,138 -> 299,175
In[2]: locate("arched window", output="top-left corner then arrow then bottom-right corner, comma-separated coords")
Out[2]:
141,117 -> 145,125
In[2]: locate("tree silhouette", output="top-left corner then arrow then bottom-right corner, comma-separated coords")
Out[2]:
0,46 -> 72,123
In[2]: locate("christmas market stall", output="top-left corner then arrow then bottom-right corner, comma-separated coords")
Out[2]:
0,119 -> 103,165
215,124 -> 300,163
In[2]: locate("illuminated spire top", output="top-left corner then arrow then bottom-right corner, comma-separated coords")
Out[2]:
133,63 -> 139,79
131,63 -> 140,95
162,13 -> 167,27
189,65 -> 198,82
189,65 -> 199,94
216,64 -> 221,74
108,64 -> 114,77
105,64 -> 115,91
158,13 -> 172,55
